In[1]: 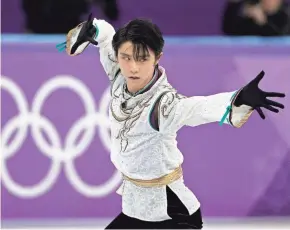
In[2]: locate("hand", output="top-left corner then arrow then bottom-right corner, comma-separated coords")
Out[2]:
70,13 -> 99,55
243,4 -> 267,25
234,71 -> 285,119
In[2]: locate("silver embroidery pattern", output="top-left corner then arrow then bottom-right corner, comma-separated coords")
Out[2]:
110,91 -> 155,152
161,92 -> 187,118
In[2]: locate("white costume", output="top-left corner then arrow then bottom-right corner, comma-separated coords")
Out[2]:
67,18 -> 253,222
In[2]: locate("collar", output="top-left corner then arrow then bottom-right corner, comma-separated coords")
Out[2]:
122,66 -> 168,109
125,66 -> 159,97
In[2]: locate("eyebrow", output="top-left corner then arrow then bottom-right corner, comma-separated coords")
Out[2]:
120,53 -> 131,57
120,53 -> 150,58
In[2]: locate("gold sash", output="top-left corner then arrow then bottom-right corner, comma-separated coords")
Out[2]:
123,166 -> 183,187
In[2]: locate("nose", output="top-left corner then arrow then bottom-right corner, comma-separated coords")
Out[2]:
130,61 -> 139,74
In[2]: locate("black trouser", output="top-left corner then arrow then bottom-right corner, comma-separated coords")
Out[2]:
105,186 -> 203,229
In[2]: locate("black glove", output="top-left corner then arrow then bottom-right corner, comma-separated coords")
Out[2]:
70,13 -> 99,55
234,70 -> 285,119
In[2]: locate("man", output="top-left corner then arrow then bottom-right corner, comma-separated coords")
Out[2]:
57,14 -> 285,229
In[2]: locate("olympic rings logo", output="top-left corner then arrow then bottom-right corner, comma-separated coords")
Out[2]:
1,75 -> 122,198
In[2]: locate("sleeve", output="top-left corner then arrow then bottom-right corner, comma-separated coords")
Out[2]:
65,18 -> 120,81
159,90 -> 254,133
92,19 -> 120,81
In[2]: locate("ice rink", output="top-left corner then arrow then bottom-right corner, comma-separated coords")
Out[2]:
2,218 -> 290,229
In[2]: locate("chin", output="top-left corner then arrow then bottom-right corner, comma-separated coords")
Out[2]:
127,82 -> 144,93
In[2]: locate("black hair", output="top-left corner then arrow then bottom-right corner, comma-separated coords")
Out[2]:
112,18 -> 164,60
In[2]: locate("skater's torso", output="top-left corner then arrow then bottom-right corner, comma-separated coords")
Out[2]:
110,66 -> 182,179
109,66 -> 200,221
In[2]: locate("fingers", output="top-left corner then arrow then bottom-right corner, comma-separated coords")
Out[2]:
86,13 -> 94,28
265,99 -> 284,109
87,13 -> 93,22
252,70 -> 265,85
262,104 -> 279,113
71,41 -> 81,55
256,107 -> 266,119
70,46 -> 76,55
87,37 -> 99,46
265,92 -> 286,98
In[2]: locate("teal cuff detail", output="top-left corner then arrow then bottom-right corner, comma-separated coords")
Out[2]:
56,41 -> 66,52
219,91 -> 238,126
94,25 -> 99,40
230,91 -> 237,100
56,24 -> 99,53
219,105 -> 232,126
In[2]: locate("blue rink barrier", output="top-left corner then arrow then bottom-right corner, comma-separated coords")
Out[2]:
2,34 -> 290,46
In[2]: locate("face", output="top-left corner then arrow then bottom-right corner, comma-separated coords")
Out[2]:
117,41 -> 162,93
261,0 -> 282,13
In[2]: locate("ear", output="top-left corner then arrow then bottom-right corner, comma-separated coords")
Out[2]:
155,52 -> 163,65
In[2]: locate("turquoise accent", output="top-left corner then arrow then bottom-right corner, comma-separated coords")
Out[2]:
219,91 -> 238,126
126,68 -> 158,97
94,25 -> 99,39
57,45 -> 66,52
230,91 -> 237,100
55,24 -> 99,53
56,41 -> 66,48
134,71 -> 157,96
219,105 -> 232,126
56,41 -> 66,52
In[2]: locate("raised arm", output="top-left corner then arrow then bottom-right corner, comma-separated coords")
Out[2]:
63,14 -> 120,81
92,19 -> 120,81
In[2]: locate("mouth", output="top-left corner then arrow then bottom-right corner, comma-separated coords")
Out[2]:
128,76 -> 140,80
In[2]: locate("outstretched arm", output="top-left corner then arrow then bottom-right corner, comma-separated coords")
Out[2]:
159,71 -> 285,133
158,91 -> 252,133
63,14 -> 120,81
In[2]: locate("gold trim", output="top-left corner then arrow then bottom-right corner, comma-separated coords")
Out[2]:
66,28 -> 75,56
233,109 -> 254,128
66,22 -> 89,56
123,166 -> 183,187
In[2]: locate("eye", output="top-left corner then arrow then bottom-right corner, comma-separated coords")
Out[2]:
122,57 -> 130,61
139,58 -> 148,62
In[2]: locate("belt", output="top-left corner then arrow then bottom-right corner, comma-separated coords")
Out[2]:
122,166 -> 183,187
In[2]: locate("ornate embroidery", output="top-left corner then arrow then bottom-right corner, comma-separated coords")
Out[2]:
161,92 -> 186,118
109,69 -> 180,152
111,93 -> 155,152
